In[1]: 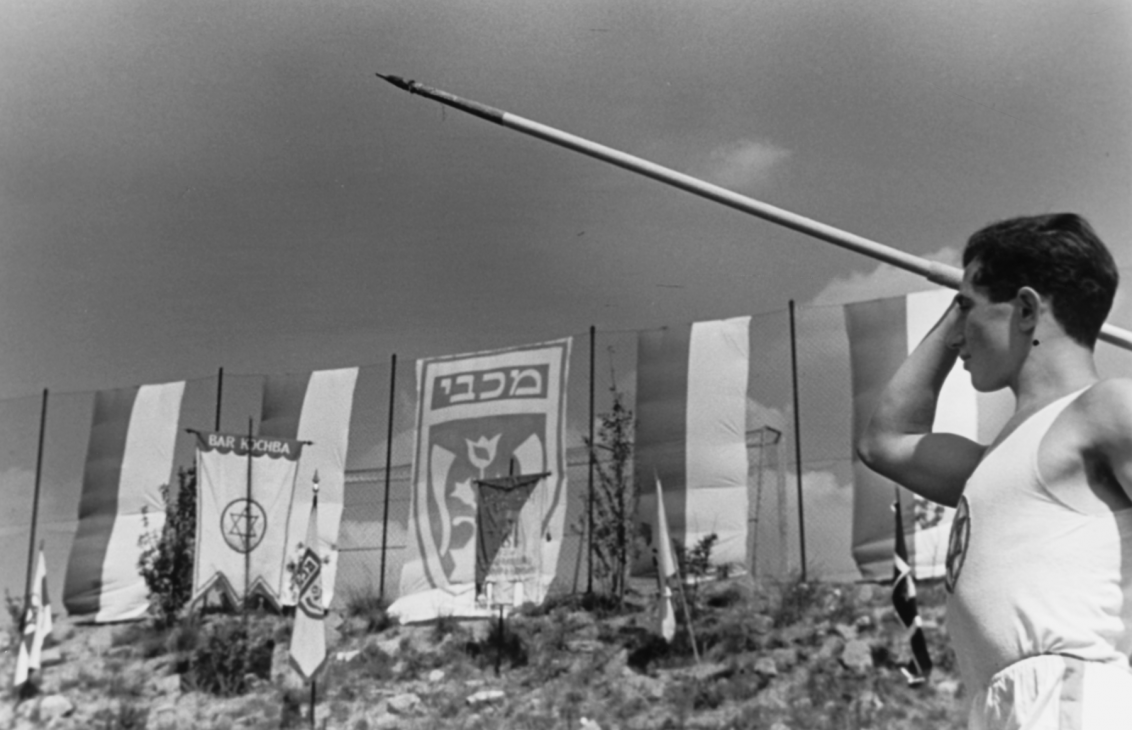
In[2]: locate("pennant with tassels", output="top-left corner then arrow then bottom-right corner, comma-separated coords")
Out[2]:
15,546 -> 53,689
289,478 -> 328,681
892,493 -> 932,685
655,477 -> 677,643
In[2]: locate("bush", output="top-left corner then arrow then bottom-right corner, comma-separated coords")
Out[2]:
578,378 -> 642,607
138,467 -> 197,628
772,572 -> 820,628
343,589 -> 395,635
185,615 -> 274,696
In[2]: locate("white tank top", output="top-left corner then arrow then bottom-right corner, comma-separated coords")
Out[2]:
944,388 -> 1132,692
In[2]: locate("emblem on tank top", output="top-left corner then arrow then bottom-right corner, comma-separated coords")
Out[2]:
944,495 -> 970,593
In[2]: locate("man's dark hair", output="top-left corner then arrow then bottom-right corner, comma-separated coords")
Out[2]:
963,213 -> 1119,348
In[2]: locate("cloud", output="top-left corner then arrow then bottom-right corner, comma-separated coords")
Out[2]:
809,246 -> 962,307
700,139 -> 791,189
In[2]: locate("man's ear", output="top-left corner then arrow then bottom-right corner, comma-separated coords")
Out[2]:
1016,286 -> 1043,333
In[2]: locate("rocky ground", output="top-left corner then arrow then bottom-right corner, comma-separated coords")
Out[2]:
0,576 -> 966,729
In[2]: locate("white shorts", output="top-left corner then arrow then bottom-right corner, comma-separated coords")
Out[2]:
968,654 -> 1132,730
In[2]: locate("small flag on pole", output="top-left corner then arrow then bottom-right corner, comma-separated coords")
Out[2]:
15,546 -> 53,689
289,476 -> 327,681
892,492 -> 932,685
655,477 -> 677,643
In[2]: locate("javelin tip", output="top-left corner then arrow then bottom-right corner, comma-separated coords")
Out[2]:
375,73 -> 416,92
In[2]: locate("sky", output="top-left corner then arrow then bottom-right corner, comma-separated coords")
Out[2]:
3,0 -> 1131,402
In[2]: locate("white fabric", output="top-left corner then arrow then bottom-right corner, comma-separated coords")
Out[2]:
281,367 -> 358,606
193,434 -> 301,606
968,654 -> 1132,730
685,316 -> 750,566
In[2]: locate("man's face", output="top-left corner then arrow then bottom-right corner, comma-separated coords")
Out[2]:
949,263 -> 1018,392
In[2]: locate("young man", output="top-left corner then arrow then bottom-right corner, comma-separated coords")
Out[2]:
858,213 -> 1132,729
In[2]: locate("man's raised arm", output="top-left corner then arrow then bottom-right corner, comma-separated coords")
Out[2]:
857,301 -> 985,507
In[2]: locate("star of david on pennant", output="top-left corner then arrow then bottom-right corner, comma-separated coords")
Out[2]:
221,498 -> 268,554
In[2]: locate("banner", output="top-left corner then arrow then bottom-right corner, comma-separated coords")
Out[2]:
654,478 -> 677,643
259,367 -> 358,606
64,382 -> 185,622
475,472 -> 547,607
845,289 -> 1010,579
289,492 -> 327,681
14,547 -> 52,688
192,431 -> 305,608
635,317 -> 750,570
391,338 -> 571,622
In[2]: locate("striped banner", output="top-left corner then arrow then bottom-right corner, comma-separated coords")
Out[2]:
63,382 -> 185,622
260,367 -> 359,606
845,289 -> 1008,580
635,317 -> 751,570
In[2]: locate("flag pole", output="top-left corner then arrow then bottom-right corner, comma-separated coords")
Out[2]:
788,301 -> 808,581
245,416 -> 253,621
379,353 -> 397,601
374,73 -> 1132,353
587,325 -> 596,597
310,478 -> 320,729
22,389 -> 48,633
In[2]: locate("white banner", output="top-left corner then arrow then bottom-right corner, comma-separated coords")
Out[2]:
192,432 -> 304,608
392,338 -> 571,622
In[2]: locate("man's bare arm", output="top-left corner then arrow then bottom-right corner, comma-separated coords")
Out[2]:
857,301 -> 985,507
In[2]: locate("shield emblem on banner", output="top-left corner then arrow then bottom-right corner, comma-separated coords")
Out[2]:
416,413 -> 547,588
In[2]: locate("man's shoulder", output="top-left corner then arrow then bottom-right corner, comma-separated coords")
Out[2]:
1072,378 -> 1132,436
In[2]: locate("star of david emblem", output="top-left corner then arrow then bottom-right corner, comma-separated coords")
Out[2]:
220,498 -> 268,554
944,495 -> 971,593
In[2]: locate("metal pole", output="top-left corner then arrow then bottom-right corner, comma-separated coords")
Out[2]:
245,417 -> 253,617
373,73 -> 1132,353
379,354 -> 397,601
587,325 -> 595,596
788,302 -> 808,580
22,389 -> 48,619
215,367 -> 224,432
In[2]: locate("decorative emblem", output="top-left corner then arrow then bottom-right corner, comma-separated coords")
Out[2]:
944,495 -> 971,593
294,547 -> 325,618
221,498 -> 267,553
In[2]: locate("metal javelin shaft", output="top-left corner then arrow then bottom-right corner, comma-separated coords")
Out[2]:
375,73 -> 1132,352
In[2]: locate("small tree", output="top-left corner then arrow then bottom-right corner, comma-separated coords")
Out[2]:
582,374 -> 640,607
138,467 -> 197,628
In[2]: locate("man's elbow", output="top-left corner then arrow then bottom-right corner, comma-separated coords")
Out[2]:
856,434 -> 879,470
856,424 -> 890,473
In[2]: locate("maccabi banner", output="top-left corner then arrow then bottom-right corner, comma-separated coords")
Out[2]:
392,338 -> 571,622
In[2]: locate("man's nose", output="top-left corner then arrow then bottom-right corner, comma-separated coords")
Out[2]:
944,322 -> 964,351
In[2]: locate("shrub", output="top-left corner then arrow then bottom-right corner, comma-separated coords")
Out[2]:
343,589 -> 395,634
90,701 -> 149,730
577,374 -> 642,607
464,616 -> 528,672
138,467 -> 197,628
185,615 -> 274,696
772,571 -> 820,628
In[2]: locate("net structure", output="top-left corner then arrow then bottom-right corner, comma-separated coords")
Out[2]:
0,301 -> 879,624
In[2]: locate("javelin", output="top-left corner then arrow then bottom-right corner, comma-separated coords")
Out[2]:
374,73 -> 1132,352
